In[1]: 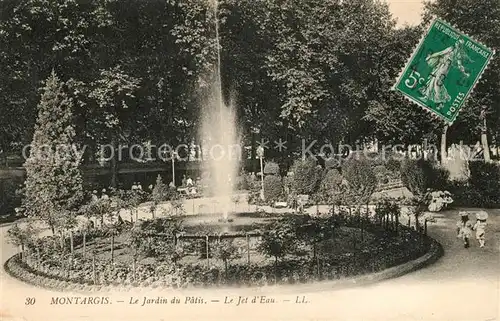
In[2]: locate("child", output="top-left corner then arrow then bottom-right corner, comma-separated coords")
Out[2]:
456,212 -> 473,248
473,211 -> 488,248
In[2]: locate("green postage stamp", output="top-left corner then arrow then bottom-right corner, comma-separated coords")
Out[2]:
393,18 -> 494,124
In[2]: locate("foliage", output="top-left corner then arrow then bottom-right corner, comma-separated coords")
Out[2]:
132,218 -> 184,262
263,161 -> 280,175
292,215 -> 336,248
213,239 -> 240,273
0,0 -> 499,164
421,160 -> 450,191
0,179 -> 22,216
374,197 -> 401,231
400,159 -> 426,196
9,213 -> 433,289
289,157 -> 323,195
465,161 -> 500,207
258,219 -> 296,264
342,158 -> 377,204
150,175 -> 168,204
7,223 -> 35,248
316,169 -> 343,204
373,165 -> 390,184
149,175 -> 169,217
401,158 -> 450,194
385,159 -> 402,176
22,72 -> 84,233
263,175 -> 283,203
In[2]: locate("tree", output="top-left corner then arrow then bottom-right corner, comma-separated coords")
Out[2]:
293,215 -> 335,275
7,223 -> 35,261
342,158 -> 377,205
23,72 -> 84,235
400,158 -> 430,231
102,194 -> 128,264
133,218 -> 184,261
86,66 -> 141,187
316,169 -> 344,209
78,198 -> 98,257
213,239 -> 239,277
289,157 -> 323,196
258,220 -> 296,280
0,0 -> 114,153
257,0 -> 402,146
150,175 -> 168,218
363,24 -> 443,146
342,158 -> 377,240
263,175 -> 283,203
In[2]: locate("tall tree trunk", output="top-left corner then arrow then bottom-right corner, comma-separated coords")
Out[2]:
251,132 -> 257,174
59,230 -> 64,252
316,251 -> 320,277
274,256 -> 278,283
480,107 -> 491,162
133,257 -> 137,281
70,230 -> 74,262
83,231 -> 87,257
313,242 -> 317,261
110,235 -> 115,264
110,136 -> 118,188
92,254 -> 97,284
440,125 -> 448,165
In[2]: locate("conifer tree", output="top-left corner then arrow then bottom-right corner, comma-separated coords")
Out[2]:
23,71 -> 84,235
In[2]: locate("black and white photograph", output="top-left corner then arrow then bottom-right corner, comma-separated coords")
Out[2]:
0,0 -> 499,320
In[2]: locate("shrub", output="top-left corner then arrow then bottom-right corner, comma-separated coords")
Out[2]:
289,157 -> 323,195
373,165 -> 390,184
385,159 -> 401,174
464,161 -> 500,207
133,218 -> 184,259
151,175 -> 168,203
263,161 -> 280,176
213,239 -> 240,274
324,157 -> 341,170
342,158 -> 377,204
258,224 -> 296,266
264,175 -> 283,203
401,158 -> 450,194
400,159 -> 426,195
0,179 -> 22,217
234,175 -> 249,190
421,160 -> 450,191
316,169 -> 343,204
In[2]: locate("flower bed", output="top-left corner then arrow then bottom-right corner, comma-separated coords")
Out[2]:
5,223 -> 437,292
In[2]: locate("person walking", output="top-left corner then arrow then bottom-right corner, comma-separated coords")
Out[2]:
473,211 -> 488,248
456,212 -> 473,248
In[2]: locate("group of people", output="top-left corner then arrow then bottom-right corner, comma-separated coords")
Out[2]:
456,211 -> 488,248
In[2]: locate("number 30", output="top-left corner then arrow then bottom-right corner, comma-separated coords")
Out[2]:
25,297 -> 36,305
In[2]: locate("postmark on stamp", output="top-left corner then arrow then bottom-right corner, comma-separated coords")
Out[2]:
393,18 -> 494,124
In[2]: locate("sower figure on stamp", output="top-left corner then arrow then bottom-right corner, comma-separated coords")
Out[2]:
457,211 -> 473,248
473,211 -> 488,248
419,39 -> 471,109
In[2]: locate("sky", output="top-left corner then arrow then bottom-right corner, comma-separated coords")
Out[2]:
385,0 -> 427,27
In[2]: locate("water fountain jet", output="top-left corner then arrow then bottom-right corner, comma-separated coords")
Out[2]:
199,0 -> 241,222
